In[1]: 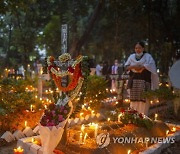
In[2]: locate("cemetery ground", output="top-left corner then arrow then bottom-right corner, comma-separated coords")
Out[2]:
0,103 -> 180,154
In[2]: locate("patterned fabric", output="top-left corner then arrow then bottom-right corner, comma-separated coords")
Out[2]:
130,79 -> 151,102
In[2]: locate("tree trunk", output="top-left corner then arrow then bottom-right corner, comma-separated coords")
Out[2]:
69,0 -> 104,57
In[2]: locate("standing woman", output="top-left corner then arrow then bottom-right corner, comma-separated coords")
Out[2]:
125,41 -> 159,115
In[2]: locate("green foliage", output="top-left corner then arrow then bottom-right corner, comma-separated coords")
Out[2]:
85,75 -> 108,110
120,113 -> 153,129
0,0 -> 179,74
37,15 -> 61,56
143,86 -> 176,101
86,75 -> 108,99
0,78 -> 43,116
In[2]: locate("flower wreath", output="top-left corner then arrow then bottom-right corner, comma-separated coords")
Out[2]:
47,54 -> 84,92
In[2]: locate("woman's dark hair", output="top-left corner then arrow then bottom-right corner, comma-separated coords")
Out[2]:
136,41 -> 145,48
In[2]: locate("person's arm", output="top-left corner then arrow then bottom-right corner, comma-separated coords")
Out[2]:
143,54 -> 157,74
126,65 -> 145,71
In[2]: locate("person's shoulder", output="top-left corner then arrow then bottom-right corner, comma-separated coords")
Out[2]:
144,52 -> 153,58
128,53 -> 135,58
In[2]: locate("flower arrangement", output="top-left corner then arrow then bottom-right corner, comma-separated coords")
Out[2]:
58,53 -> 71,63
118,108 -> 153,129
40,103 -> 70,126
106,108 -> 153,129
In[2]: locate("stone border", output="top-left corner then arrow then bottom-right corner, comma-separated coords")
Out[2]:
139,123 -> 180,154
17,136 -> 43,154
15,113 -> 102,153
0,113 -> 102,145
18,122 -> 180,154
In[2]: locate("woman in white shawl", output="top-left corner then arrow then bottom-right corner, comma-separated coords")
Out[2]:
125,41 -> 159,115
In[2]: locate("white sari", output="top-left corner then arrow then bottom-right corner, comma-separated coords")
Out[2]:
125,53 -> 159,90
125,53 -> 159,115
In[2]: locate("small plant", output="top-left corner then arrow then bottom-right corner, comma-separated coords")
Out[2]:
143,86 -> 176,102
119,108 -> 153,129
106,108 -> 153,129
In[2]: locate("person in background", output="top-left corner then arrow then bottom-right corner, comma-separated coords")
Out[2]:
95,61 -> 103,76
124,41 -> 159,115
111,59 -> 120,92
102,61 -> 111,78
17,65 -> 25,78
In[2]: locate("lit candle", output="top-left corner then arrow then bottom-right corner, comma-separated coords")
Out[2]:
118,113 -> 122,122
150,100 -> 153,105
171,127 -> 176,132
80,112 -> 84,117
24,121 -> 27,128
79,132 -> 83,144
44,105 -> 47,109
82,105 -> 84,109
32,137 -> 34,143
31,137 -> 38,145
81,124 -> 85,133
30,104 -> 33,112
14,146 -> 24,154
91,110 -> 95,115
154,114 -> 158,121
107,118 -> 110,122
94,124 -> 98,138
83,133 -> 88,143
88,123 -> 95,129
127,149 -> 131,154
166,130 -> 169,135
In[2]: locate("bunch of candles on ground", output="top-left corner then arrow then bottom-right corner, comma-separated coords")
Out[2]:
78,123 -> 99,144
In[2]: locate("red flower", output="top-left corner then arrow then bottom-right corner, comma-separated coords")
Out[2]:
68,66 -> 74,73
40,104 -> 70,126
120,108 -> 125,113
139,113 -> 143,119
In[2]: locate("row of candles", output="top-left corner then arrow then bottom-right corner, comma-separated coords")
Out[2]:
154,113 -> 177,134
79,123 -> 98,144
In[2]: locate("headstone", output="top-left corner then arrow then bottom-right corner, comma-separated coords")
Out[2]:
23,127 -> 34,137
13,130 -> 25,140
1,131 -> 15,142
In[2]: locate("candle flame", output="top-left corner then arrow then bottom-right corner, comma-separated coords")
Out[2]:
127,149 -> 131,154
24,121 -> 27,127
81,124 -> 85,132
83,133 -> 88,143
171,127 -> 176,132
155,114 -> 158,120
118,113 -> 122,122
14,146 -> 24,152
